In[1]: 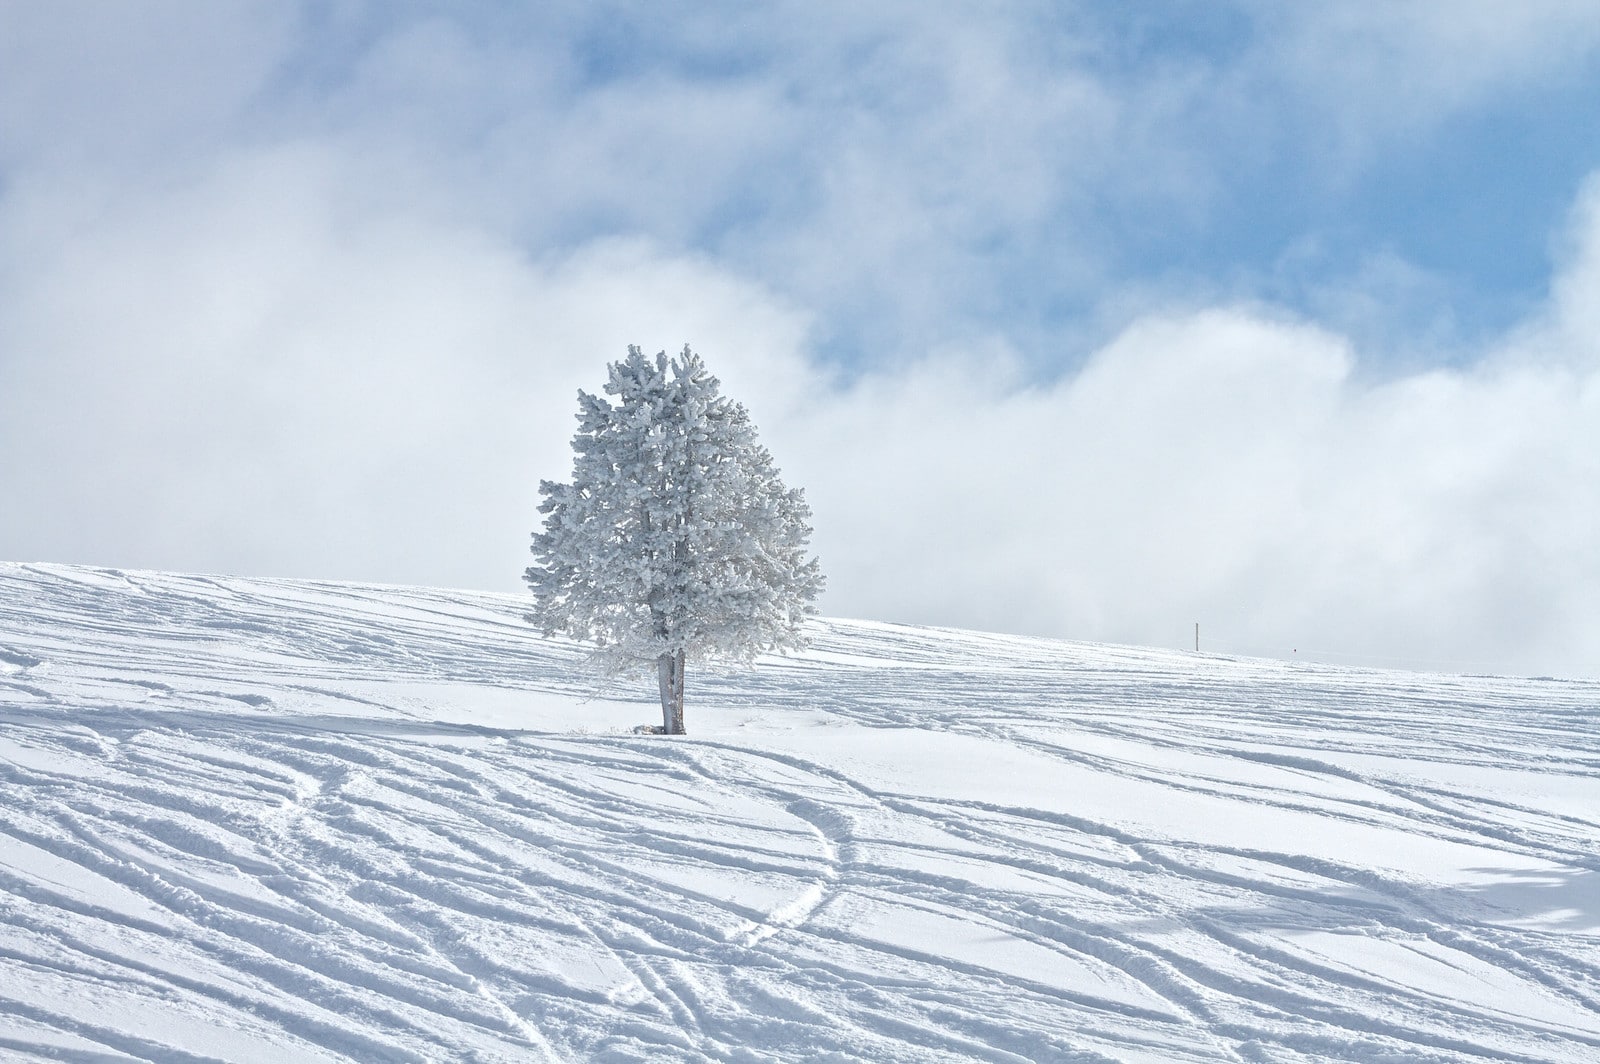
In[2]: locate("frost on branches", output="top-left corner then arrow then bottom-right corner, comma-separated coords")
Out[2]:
525,345 -> 823,734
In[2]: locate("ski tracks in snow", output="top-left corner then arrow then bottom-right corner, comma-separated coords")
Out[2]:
0,562 -> 1597,1062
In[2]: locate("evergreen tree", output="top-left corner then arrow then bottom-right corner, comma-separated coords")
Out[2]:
525,345 -> 822,734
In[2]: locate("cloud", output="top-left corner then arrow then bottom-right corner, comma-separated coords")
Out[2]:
0,0 -> 294,171
2,128 -> 1596,675
1,4 -> 1598,677
781,319 -> 1596,676
1255,1 -> 1600,132
1545,176 -> 1600,353
7,4 -> 1588,366
774,196 -> 1600,674
0,137 -> 815,590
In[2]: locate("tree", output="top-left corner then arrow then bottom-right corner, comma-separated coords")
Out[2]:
525,345 -> 823,734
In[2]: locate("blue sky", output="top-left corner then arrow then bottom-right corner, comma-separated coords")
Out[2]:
3,2 -> 1599,675
177,1 -> 1600,369
244,1 -> 1600,369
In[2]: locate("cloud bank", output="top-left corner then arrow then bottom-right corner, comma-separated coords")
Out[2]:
1,4 -> 1598,676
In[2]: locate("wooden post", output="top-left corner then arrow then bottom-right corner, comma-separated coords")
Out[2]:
1195,622 -> 1199,653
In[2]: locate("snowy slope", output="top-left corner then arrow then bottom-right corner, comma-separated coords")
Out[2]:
0,562 -> 1596,1063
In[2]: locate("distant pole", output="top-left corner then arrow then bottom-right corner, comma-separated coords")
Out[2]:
1195,622 -> 1199,653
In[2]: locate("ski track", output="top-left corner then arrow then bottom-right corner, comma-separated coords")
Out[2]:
0,561 -> 1596,1062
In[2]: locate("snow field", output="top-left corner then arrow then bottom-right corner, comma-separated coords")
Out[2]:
0,561 -> 1596,1061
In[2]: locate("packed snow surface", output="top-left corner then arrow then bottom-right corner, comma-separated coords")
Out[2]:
0,562 -> 1596,1063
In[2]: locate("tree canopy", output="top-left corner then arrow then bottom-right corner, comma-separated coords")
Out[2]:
525,345 -> 822,733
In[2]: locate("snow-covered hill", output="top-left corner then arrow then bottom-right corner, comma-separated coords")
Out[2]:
0,562 -> 1596,1063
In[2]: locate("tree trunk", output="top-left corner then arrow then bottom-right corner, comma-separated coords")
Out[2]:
656,650 -> 687,735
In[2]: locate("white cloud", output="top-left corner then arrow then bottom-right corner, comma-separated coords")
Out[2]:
2,4 -> 1599,677
0,140 -> 814,590
0,0 -> 294,171
775,199 -> 1600,674
1544,176 -> 1600,355
1261,0 -> 1600,122
2,130 -> 1596,674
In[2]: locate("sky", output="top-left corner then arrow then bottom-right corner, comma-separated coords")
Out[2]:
2,1 -> 1599,677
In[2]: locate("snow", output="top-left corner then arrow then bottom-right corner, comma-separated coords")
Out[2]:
0,561 -> 1596,1062
526,345 -> 821,713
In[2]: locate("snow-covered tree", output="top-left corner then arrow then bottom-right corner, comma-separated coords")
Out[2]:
525,345 -> 823,734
